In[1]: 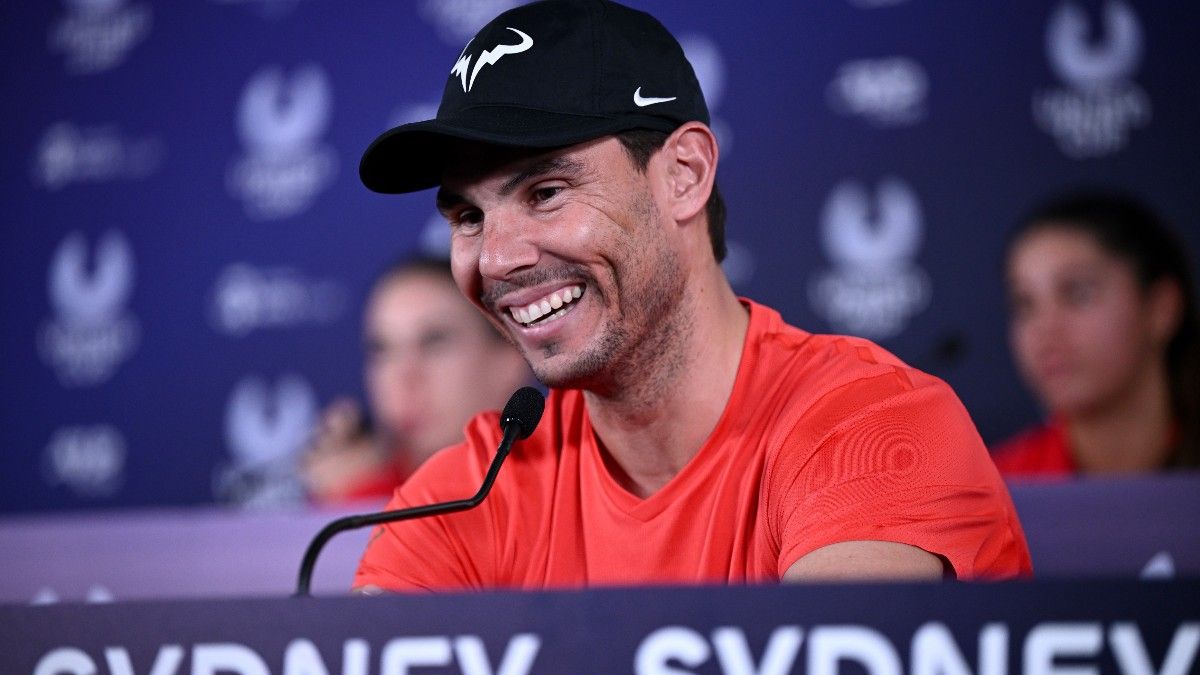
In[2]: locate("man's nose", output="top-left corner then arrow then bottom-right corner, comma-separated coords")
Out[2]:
478,208 -> 540,280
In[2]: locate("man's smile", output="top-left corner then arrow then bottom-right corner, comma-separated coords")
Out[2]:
508,284 -> 585,326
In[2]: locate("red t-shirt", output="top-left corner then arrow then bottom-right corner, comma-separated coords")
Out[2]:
991,420 -> 1078,478
355,301 -> 1031,590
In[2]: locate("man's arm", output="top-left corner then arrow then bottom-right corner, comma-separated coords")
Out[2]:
782,540 -> 948,583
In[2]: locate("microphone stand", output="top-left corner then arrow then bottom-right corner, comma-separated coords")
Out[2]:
294,421 -> 520,597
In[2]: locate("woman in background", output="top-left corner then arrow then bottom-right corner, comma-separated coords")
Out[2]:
302,256 -> 531,502
994,190 -> 1200,476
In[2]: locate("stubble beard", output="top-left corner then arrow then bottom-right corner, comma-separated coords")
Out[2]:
533,193 -> 693,405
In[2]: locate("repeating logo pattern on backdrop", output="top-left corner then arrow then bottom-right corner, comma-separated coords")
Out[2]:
41,425 -> 126,498
227,64 -> 337,220
1034,1 -> 1150,158
32,122 -> 163,191
680,33 -> 733,157
809,177 -> 930,341
208,263 -> 348,337
213,373 -> 316,507
827,57 -> 928,128
419,0 -> 523,45
38,231 -> 140,388
49,0 -> 152,74
678,33 -> 754,288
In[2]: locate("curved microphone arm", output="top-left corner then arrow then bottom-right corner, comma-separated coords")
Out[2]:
294,421 -> 520,597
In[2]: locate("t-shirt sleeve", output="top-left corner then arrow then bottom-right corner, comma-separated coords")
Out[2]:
768,372 -> 1031,579
353,417 -> 501,592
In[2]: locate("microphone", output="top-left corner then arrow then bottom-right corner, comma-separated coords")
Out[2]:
294,386 -> 545,596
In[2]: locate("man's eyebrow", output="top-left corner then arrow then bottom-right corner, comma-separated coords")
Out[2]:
498,156 -> 585,197
436,156 -> 585,212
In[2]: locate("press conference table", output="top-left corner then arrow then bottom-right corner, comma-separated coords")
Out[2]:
4,579 -> 1198,674
2,475 -> 1198,673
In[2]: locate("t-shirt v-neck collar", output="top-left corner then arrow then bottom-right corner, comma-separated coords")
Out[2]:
579,300 -> 766,522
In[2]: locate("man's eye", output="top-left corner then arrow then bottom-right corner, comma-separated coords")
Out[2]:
532,186 -> 563,204
451,209 -> 483,229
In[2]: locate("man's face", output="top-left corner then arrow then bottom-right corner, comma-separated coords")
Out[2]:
437,136 -> 689,391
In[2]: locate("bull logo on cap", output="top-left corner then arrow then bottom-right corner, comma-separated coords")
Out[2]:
450,27 -> 534,93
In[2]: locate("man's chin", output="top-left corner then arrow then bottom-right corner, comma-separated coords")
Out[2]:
528,356 -> 603,391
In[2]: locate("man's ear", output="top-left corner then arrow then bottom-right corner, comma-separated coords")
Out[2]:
661,122 -> 718,223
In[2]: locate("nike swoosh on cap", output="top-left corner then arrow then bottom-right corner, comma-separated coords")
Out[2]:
633,87 -> 677,107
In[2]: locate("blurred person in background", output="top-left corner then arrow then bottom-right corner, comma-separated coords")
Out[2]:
302,256 -> 531,502
993,190 -> 1200,477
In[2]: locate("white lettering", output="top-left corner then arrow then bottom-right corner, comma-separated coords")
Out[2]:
343,640 -> 370,675
809,626 -> 902,675
1025,623 -> 1102,675
106,645 -> 184,675
381,637 -> 452,675
192,643 -> 269,675
34,648 -> 96,675
454,634 -> 540,675
284,639 -> 327,675
635,626 -> 711,675
712,626 -> 803,675
283,639 -> 370,675
1110,622 -> 1200,675
912,622 -> 1007,675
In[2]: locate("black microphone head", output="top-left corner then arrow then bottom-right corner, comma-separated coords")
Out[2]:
500,386 -> 545,440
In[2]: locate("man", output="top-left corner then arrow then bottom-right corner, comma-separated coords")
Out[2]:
302,257 -> 530,503
355,0 -> 1030,591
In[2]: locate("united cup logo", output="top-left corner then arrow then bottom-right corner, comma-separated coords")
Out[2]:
227,64 -> 336,220
213,373 -> 316,506
808,178 -> 930,341
1033,1 -> 1150,158
49,0 -> 152,74
38,231 -> 140,387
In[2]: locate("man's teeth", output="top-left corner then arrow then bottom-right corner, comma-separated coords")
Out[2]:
510,285 -> 583,325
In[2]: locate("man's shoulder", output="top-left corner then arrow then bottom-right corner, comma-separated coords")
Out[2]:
746,299 -> 936,403
740,300 -> 972,469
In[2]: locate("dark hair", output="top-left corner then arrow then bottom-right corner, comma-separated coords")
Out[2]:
1009,190 -> 1200,468
615,128 -> 727,262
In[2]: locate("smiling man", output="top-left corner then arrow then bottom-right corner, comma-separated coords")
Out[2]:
354,0 -> 1030,591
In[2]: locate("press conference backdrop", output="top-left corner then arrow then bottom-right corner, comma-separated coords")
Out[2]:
3,0 -> 1198,513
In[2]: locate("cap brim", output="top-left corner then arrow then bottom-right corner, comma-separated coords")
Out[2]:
359,107 -> 681,194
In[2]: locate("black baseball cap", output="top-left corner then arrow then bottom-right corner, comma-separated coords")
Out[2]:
360,0 -> 710,194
